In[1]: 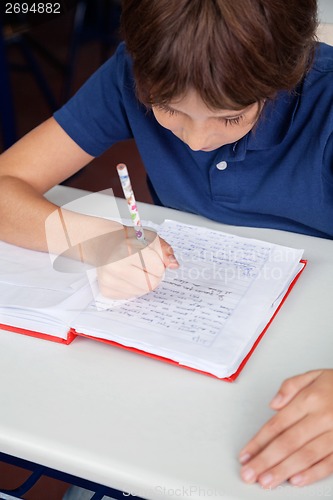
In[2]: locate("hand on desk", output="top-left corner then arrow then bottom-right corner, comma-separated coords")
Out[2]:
96,227 -> 179,299
239,369 -> 333,489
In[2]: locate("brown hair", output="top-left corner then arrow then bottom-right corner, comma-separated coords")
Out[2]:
121,0 -> 318,110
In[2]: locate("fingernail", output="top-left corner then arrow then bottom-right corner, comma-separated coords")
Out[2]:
260,473 -> 273,487
168,254 -> 178,265
168,254 -> 177,261
239,452 -> 251,464
271,393 -> 283,407
241,467 -> 256,482
290,474 -> 304,486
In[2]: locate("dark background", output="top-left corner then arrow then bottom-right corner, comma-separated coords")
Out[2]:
0,2 -> 152,499
0,0 -> 153,202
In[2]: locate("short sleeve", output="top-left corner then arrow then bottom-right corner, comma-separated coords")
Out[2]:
53,43 -> 134,156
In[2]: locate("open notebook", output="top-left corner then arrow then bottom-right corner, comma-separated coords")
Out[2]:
0,220 -> 305,381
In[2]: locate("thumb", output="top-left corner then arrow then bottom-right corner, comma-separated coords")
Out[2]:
270,369 -> 323,410
158,238 -> 179,269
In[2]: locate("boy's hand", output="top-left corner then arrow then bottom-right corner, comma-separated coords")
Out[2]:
96,227 -> 179,299
239,369 -> 333,489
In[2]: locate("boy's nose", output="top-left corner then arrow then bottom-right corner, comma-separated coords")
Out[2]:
184,130 -> 212,151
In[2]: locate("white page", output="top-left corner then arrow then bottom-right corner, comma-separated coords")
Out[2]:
0,241 -> 92,338
0,219 -> 304,367
73,221 -> 304,378
0,241 -> 87,291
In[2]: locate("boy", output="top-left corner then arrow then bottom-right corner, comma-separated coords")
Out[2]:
0,0 -> 332,490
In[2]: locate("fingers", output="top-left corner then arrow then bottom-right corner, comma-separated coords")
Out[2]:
153,236 -> 179,269
124,227 -> 179,269
241,430 -> 333,489
239,371 -> 325,462
289,448 -> 333,487
98,247 -> 165,299
239,369 -> 333,489
143,232 -> 179,269
239,402 -> 308,470
97,230 -> 178,299
270,370 -> 323,410
240,413 -> 331,487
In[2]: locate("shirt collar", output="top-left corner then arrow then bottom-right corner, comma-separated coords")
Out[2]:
213,88 -> 300,164
246,88 -> 301,150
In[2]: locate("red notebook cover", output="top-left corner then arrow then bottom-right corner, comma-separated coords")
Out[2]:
0,260 -> 307,381
0,323 -> 77,344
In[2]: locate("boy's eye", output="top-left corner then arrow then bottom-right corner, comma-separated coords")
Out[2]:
220,116 -> 243,126
156,104 -> 179,117
154,104 -> 244,125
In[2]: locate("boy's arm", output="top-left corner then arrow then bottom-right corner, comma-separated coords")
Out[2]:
0,117 -> 179,297
0,117 -> 95,251
239,369 -> 333,488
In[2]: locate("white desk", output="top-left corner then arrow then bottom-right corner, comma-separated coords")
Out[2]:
0,185 -> 332,500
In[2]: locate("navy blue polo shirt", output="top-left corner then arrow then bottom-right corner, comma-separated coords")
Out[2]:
54,42 -> 333,239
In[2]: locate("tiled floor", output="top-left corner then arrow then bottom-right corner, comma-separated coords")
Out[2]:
1,5 -> 152,500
